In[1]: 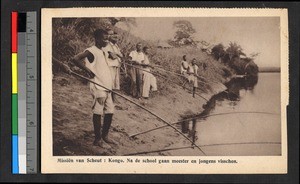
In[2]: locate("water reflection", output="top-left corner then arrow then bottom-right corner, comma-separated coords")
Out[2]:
226,75 -> 258,100
180,75 -> 259,144
181,119 -> 197,143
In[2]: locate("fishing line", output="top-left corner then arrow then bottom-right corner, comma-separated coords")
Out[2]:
69,70 -> 207,155
129,111 -> 280,137
123,141 -> 281,156
120,61 -> 209,101
152,64 -> 221,84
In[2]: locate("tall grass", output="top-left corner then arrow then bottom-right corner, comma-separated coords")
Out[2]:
52,18 -> 232,92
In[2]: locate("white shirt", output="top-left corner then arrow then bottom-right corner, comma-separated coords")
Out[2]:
129,50 -> 145,64
188,64 -> 199,74
143,54 -> 150,65
110,43 -> 122,57
84,46 -> 113,90
180,60 -> 189,74
102,42 -> 121,67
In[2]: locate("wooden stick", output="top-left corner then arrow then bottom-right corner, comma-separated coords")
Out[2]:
123,141 -> 281,156
120,61 -> 209,101
70,71 -> 207,156
129,111 -> 280,137
152,64 -> 221,84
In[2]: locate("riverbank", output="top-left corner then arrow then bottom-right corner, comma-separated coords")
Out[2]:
52,73 -> 228,156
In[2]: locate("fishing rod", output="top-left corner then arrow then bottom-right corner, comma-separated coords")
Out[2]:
69,70 -> 207,156
129,111 -> 280,137
120,58 -> 216,86
154,66 -> 220,84
123,141 -> 281,156
121,60 -> 206,84
120,61 -> 209,101
152,63 -> 221,84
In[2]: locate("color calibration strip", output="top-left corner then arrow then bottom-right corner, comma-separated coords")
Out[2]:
12,11 -> 19,174
18,12 -> 27,174
11,11 -> 38,174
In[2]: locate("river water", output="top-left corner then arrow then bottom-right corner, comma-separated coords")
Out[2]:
181,73 -> 281,156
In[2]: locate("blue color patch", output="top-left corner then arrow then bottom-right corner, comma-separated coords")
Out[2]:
12,135 -> 19,174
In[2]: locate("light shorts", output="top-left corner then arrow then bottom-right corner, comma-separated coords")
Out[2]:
90,83 -> 114,115
109,66 -> 120,90
181,71 -> 189,79
188,75 -> 198,88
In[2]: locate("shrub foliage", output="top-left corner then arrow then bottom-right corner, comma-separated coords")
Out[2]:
53,18 -> 234,92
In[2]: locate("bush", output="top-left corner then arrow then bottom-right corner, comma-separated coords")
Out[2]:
52,18 -> 232,91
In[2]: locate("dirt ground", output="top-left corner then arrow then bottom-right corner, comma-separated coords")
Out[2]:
52,73 -> 227,156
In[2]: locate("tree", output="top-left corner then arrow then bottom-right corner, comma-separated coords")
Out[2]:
169,20 -> 197,47
249,52 -> 260,59
211,43 -> 225,61
52,17 -> 137,65
118,17 -> 137,27
226,42 -> 246,60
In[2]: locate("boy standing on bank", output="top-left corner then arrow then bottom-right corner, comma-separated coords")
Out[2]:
70,29 -> 116,147
128,43 -> 145,98
188,58 -> 199,97
104,30 -> 123,91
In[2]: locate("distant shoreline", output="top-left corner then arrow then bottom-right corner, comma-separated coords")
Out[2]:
259,71 -> 280,73
259,67 -> 280,73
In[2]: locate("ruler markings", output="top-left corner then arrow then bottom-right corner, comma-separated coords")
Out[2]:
26,11 -> 38,174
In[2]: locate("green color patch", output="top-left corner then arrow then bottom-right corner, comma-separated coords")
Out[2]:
12,94 -> 18,135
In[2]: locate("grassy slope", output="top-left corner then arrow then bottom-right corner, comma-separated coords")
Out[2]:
52,18 -> 232,156
53,48 -> 228,156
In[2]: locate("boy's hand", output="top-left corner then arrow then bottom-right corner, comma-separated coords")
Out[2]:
116,53 -> 123,58
61,63 -> 72,74
86,69 -> 95,79
131,61 -> 138,65
108,51 -> 118,60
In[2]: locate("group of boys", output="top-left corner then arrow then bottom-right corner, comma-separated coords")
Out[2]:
59,29 -> 157,148
180,55 -> 200,97
128,43 -> 157,99
56,28 -> 203,148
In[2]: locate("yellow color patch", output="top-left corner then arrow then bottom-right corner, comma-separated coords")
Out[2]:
12,53 -> 18,94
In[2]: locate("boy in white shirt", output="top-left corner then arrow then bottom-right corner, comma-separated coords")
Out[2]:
187,58 -> 199,97
128,43 -> 145,98
104,30 -> 123,91
141,46 -> 157,98
180,55 -> 189,78
70,29 -> 116,147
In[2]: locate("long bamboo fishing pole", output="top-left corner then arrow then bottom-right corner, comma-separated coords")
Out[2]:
120,59 -> 211,86
129,111 -> 280,137
123,141 -> 281,156
152,63 -> 221,84
120,61 -> 209,101
70,70 -> 207,156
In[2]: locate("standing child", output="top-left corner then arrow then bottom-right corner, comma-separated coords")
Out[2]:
128,43 -> 145,98
180,55 -> 189,78
104,30 -> 123,91
188,58 -> 199,97
141,46 -> 157,99
70,29 -> 116,147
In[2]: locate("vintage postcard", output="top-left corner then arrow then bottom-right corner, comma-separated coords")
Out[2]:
41,8 -> 288,174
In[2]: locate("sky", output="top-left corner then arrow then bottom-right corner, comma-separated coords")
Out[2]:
117,17 -> 280,68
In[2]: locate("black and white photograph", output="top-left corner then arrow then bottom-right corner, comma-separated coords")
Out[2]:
41,8 -> 288,174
